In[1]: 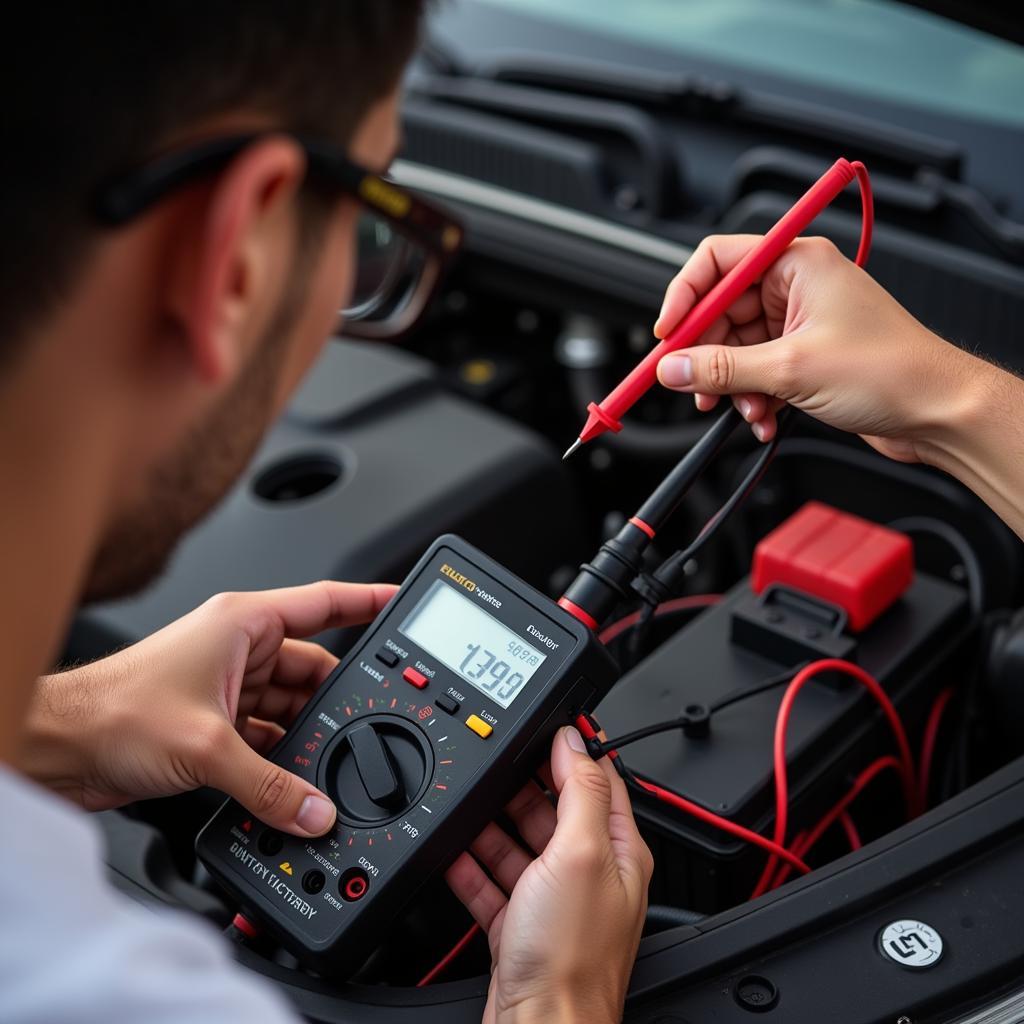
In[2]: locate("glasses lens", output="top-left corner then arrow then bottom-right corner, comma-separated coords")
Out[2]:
343,211 -> 412,321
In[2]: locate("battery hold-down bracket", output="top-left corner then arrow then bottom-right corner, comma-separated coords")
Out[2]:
731,584 -> 857,673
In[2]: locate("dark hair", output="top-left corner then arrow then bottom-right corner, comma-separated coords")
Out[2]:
0,1 -> 423,360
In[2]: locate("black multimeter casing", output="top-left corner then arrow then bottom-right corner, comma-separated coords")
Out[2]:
196,534 -> 617,975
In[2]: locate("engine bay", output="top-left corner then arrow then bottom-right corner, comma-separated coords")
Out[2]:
75,236 -> 1024,1013
70,26 -> 1024,1018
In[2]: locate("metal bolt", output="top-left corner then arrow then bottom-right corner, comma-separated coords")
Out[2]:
734,974 -> 779,1013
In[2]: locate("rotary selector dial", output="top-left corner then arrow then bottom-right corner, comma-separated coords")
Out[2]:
324,714 -> 434,826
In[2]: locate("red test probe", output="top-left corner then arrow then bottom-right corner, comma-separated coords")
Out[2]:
563,157 -> 874,459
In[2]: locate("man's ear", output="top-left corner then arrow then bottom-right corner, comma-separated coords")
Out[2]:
165,136 -> 308,385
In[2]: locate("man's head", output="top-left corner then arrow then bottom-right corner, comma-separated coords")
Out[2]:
1,3 -> 423,600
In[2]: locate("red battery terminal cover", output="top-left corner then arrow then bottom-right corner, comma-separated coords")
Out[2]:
752,502 -> 914,632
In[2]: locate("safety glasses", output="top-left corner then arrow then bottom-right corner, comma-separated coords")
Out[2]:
94,134 -> 463,339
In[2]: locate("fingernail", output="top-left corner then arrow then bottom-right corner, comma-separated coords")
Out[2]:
296,794 -> 336,834
565,726 -> 587,753
739,399 -> 753,420
660,354 -> 692,387
753,421 -> 767,442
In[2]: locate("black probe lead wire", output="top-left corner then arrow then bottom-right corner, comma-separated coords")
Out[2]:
625,410 -> 792,667
885,516 -> 986,793
650,407 -> 793,596
633,405 -> 745,533
709,661 -> 809,713
598,663 -> 806,754
886,516 -> 984,616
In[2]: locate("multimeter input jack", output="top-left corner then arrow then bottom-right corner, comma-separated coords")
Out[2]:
340,867 -> 369,902
257,829 -> 284,857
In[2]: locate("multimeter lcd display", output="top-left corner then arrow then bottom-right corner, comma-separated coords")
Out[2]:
400,580 -> 548,708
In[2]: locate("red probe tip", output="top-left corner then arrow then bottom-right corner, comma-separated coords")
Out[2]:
566,402 -> 624,457
562,438 -> 582,460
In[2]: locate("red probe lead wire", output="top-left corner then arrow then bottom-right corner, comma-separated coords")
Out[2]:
850,161 -> 873,267
598,594 -> 722,645
769,755 -> 903,890
573,714 -> 812,878
416,922 -> 482,987
838,811 -> 863,852
751,659 -> 917,899
632,774 -> 811,877
567,157 -> 875,454
918,686 -> 955,810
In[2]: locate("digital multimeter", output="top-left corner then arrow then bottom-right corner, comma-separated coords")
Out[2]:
196,535 -> 617,974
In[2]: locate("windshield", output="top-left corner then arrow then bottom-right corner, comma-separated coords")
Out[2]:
469,0 -> 1024,128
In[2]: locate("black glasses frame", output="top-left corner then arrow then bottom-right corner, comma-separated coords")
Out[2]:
94,133 -> 463,338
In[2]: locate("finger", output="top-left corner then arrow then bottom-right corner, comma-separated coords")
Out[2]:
445,851 -> 508,934
751,407 -> 778,443
469,822 -> 534,894
556,730 -> 652,886
658,337 -> 793,398
654,234 -> 766,338
237,683 -> 315,726
729,315 -> 772,348
733,393 -> 768,423
236,715 -> 285,755
548,727 -> 614,844
594,755 -> 651,883
272,580 -> 397,637
504,779 -> 557,855
723,285 -> 765,328
206,726 -> 336,837
216,581 -> 398,642
660,288 -> 766,356
695,393 -> 720,412
271,638 -> 339,688
237,639 -> 339,723
750,394 -> 788,442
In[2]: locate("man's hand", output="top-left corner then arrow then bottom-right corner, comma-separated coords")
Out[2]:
654,234 -> 983,464
446,727 -> 653,1024
22,581 -> 395,837
654,233 -> 1024,540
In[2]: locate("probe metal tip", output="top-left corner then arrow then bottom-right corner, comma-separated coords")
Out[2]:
562,438 -> 583,461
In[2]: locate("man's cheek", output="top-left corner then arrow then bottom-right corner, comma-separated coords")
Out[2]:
274,213 -> 359,413
270,288 -> 344,413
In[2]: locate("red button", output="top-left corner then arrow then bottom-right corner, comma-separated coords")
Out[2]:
403,667 -> 428,689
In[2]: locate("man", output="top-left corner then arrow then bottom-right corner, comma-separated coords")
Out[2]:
5,6 -> 1018,1024
1,5 -> 650,1023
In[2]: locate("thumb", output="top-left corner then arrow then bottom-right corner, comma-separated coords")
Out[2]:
549,726 -> 613,842
208,728 -> 336,838
658,340 -> 788,398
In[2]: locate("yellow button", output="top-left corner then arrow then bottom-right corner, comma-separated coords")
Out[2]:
465,714 -> 493,739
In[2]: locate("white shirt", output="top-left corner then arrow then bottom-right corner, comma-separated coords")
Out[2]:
0,765 -> 300,1023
